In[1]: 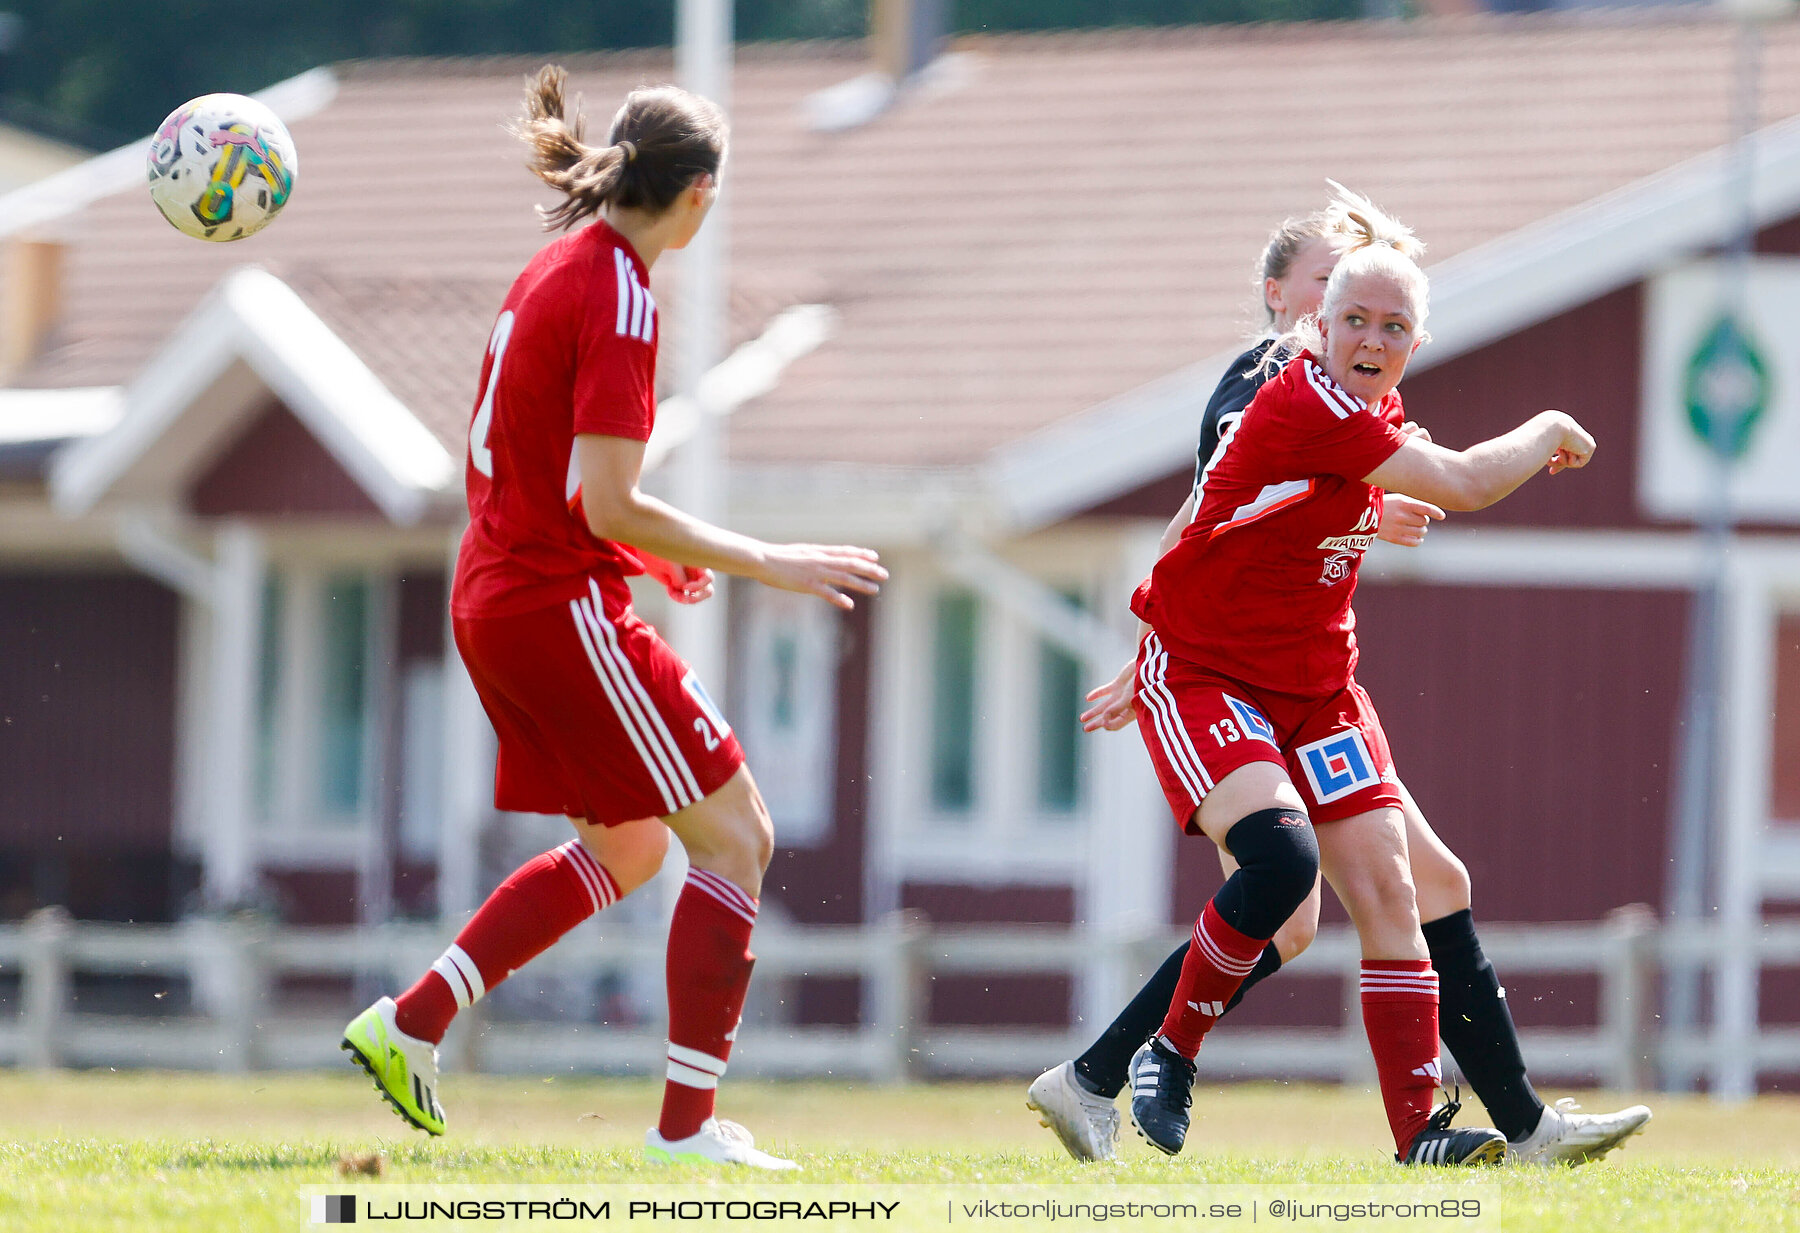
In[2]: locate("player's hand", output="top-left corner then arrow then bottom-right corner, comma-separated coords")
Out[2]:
1542,411 -> 1596,474
755,543 -> 887,610
1377,493 -> 1445,547
1400,420 -> 1433,443
1080,659 -> 1139,732
639,552 -> 716,605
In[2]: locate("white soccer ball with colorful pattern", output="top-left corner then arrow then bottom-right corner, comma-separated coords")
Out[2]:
146,93 -> 297,241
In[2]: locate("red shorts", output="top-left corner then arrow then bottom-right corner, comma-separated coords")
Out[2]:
453,575 -> 744,825
1134,630 -> 1401,833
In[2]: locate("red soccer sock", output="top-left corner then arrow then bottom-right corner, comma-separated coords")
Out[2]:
658,867 -> 759,1141
1360,959 -> 1442,1155
392,839 -> 622,1045
1157,899 -> 1268,1058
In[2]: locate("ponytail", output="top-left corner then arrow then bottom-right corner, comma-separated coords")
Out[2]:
1323,179 -> 1424,261
1258,182 -> 1431,376
514,65 -> 727,232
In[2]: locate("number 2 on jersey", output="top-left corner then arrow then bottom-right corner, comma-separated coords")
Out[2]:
468,310 -> 516,478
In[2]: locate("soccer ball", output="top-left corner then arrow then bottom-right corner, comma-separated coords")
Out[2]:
146,93 -> 297,242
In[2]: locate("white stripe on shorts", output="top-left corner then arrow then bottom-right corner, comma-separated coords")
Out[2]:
1137,634 -> 1213,805
569,598 -> 681,814
1136,640 -> 1203,803
586,580 -> 704,803
1147,640 -> 1215,794
577,592 -> 691,807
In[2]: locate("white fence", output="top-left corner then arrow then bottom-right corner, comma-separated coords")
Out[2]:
2,908 -> 1799,1090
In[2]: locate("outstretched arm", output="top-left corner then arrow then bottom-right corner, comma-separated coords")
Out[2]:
578,433 -> 887,609
1081,488 -> 1197,732
1364,411 -> 1594,512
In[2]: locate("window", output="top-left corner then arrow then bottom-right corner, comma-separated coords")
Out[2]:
734,588 -> 839,845
929,587 -> 980,813
254,573 -> 284,816
1036,634 -> 1084,813
317,575 -> 370,814
254,567 -> 379,830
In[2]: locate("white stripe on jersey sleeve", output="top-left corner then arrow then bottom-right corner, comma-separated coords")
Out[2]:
614,248 -> 632,337
1302,359 -> 1365,419
639,287 -> 657,343
627,268 -> 647,339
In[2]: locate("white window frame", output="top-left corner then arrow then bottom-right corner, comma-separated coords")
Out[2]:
731,585 -> 841,848
253,560 -> 391,867
872,529 -> 1151,886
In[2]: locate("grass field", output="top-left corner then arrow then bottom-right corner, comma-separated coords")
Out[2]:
0,1070 -> 1797,1231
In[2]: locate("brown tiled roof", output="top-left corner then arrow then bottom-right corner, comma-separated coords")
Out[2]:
16,18 -> 1800,469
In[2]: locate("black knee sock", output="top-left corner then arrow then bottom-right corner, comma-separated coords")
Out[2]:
1073,943 -> 1186,1098
1070,811 -> 1314,1098
1070,939 -> 1283,1098
1423,908 -> 1545,1141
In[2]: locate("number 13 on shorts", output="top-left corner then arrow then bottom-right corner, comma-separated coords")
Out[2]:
683,669 -> 732,751
1210,694 -> 1278,747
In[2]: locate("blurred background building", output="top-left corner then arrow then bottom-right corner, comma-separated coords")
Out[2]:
0,4 -> 1797,1093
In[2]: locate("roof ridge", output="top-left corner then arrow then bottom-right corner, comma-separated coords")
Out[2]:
333,38 -> 870,82
310,10 -> 1759,85
950,7 -> 1745,52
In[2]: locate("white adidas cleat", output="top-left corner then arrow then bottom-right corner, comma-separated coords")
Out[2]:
645,1118 -> 799,1170
1027,1060 -> 1121,1162
1509,1098 -> 1652,1166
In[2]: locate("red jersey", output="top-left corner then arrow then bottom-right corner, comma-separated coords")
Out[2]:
1131,353 -> 1408,696
452,220 -> 659,619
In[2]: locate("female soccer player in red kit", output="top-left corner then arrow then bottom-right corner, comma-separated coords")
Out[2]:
341,67 -> 885,1170
1030,203 -> 1649,1166
1120,188 -> 1596,1166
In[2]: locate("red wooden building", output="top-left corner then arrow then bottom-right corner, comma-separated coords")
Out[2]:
1,16 -> 1798,1086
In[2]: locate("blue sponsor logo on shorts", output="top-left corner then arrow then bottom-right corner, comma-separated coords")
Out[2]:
1224,695 -> 1278,746
1297,729 -> 1377,805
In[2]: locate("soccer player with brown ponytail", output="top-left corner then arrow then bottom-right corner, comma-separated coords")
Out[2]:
341,67 -> 885,1170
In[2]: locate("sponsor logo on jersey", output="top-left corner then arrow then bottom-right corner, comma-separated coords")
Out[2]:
1224,695 -> 1278,746
1315,504 -> 1381,584
1297,728 -> 1380,804
1318,551 -> 1359,584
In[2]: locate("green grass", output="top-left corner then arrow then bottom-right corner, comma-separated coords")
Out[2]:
0,1071 -> 1796,1230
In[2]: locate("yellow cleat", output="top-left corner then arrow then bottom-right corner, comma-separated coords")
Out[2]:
341,996 -> 446,1136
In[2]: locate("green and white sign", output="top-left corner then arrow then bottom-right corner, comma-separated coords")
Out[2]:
1682,312 -> 1770,460
1642,259 -> 1800,522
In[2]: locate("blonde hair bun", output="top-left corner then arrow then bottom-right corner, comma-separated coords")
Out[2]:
1324,179 -> 1424,260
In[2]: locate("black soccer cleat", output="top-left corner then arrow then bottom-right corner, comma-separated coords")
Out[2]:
1399,1089 -> 1507,1167
1128,1038 -> 1196,1156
